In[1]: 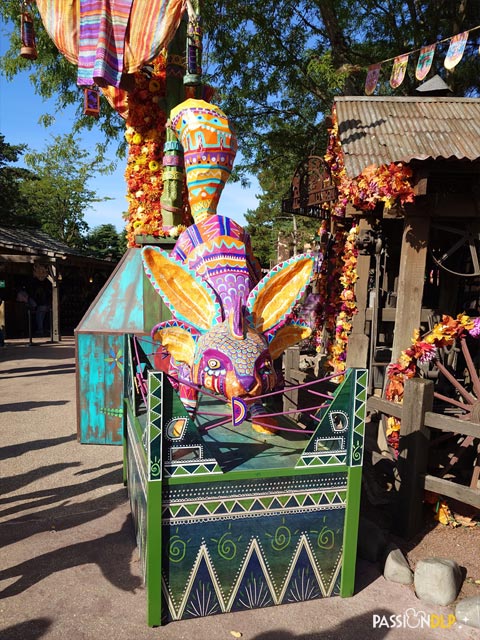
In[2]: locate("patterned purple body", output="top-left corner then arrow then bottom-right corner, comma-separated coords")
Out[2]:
171,214 -> 262,318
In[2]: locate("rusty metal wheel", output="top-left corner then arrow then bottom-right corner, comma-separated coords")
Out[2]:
430,223 -> 480,277
425,335 -> 480,489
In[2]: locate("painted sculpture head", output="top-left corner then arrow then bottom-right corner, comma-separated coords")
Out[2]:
142,216 -> 314,414
142,99 -> 315,427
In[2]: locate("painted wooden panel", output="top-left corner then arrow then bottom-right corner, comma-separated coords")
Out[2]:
78,249 -> 145,333
77,332 -> 124,444
76,243 -> 171,444
123,336 -> 367,626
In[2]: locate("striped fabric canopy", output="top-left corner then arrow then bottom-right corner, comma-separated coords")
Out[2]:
36,0 -> 186,87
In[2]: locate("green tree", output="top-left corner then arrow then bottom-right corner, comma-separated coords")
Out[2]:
83,223 -> 126,260
201,1 -> 480,262
19,133 -> 112,246
0,134 -> 38,226
2,1 -> 480,263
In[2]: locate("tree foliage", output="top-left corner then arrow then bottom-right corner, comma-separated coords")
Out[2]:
0,134 -> 37,226
83,223 -> 127,260
0,132 -> 114,247
201,1 -> 480,262
1,1 -> 480,262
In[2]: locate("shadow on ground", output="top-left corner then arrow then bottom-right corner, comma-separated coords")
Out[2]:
0,515 -> 141,599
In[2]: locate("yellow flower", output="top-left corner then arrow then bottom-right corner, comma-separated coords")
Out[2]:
132,133 -> 143,145
149,79 -> 161,92
149,160 -> 160,172
385,416 -> 401,436
457,313 -> 474,330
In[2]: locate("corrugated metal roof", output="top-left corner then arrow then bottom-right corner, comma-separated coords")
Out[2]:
0,226 -> 85,257
334,96 -> 480,178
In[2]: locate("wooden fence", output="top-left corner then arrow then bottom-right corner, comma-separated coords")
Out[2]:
367,378 -> 480,539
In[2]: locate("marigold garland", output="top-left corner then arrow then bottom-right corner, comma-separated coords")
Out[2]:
324,105 -> 415,218
384,313 -> 480,455
314,104 -> 416,378
123,55 -> 191,246
326,224 -> 359,377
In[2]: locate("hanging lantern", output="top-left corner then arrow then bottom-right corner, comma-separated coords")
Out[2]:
184,8 -> 202,86
20,3 -> 38,60
83,87 -> 100,117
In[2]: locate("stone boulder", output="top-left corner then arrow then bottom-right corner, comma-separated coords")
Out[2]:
414,557 -> 463,606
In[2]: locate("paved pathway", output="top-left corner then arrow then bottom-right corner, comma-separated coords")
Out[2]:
0,338 -> 477,639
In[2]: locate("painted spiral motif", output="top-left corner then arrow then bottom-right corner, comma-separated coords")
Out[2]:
150,455 -> 161,478
169,534 -> 187,563
317,525 -> 335,550
217,531 -> 237,560
352,441 -> 362,462
271,524 -> 291,551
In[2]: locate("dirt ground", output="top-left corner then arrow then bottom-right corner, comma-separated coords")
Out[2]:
363,416 -> 480,604
402,513 -> 480,600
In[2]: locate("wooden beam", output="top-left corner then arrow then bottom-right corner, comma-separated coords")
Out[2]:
346,253 -> 370,368
366,395 -> 403,419
424,475 -> 480,509
424,412 -> 480,438
391,214 -> 430,363
396,377 -> 434,539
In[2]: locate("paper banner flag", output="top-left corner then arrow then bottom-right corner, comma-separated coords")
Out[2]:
365,63 -> 381,95
416,44 -> 436,80
390,54 -> 409,89
444,31 -> 469,70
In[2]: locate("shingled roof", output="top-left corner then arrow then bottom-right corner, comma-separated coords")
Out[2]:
0,226 -> 85,257
334,96 -> 480,178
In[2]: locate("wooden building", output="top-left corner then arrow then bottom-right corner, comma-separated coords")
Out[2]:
331,96 -> 480,391
0,226 -> 116,341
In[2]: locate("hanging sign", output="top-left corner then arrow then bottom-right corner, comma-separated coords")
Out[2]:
281,156 -> 337,219
415,44 -> 436,80
390,54 -> 409,88
365,63 -> 381,95
444,31 -> 469,69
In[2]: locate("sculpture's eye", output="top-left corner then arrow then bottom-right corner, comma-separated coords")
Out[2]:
207,358 -> 221,370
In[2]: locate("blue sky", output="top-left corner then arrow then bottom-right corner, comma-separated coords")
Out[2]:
0,45 -> 259,232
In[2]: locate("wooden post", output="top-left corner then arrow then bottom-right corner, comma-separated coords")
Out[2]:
47,262 -> 61,342
396,377 -> 434,539
283,346 -> 301,417
345,252 -> 370,368
391,214 -> 430,363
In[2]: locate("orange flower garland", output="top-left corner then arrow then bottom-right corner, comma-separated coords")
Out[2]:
384,313 -> 480,454
326,223 -> 359,377
317,105 -> 416,377
324,106 -> 415,218
123,56 -> 190,246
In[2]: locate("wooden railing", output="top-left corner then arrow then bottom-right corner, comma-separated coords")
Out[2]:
368,378 -> 480,539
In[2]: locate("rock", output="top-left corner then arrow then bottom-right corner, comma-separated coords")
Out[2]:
357,516 -> 388,563
383,545 -> 413,585
455,596 -> 480,629
414,557 -> 463,606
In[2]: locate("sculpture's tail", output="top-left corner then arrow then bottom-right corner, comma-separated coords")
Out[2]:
169,98 -> 237,223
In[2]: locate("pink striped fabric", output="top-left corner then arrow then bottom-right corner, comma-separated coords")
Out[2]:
77,0 -> 132,87
36,0 -> 186,87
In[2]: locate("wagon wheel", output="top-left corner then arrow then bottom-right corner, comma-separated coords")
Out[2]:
430,223 -> 480,277
425,335 -> 480,489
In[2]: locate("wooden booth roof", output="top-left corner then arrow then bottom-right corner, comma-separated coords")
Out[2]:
334,96 -> 480,178
0,226 -> 114,267
0,226 -> 85,258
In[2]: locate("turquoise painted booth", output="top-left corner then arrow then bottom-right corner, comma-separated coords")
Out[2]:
75,240 -> 173,444
123,336 -> 367,626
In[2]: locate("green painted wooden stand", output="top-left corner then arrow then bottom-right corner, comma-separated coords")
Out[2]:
123,336 -> 366,626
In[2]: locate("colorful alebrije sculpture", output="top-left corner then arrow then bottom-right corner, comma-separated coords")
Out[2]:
142,99 -> 315,432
